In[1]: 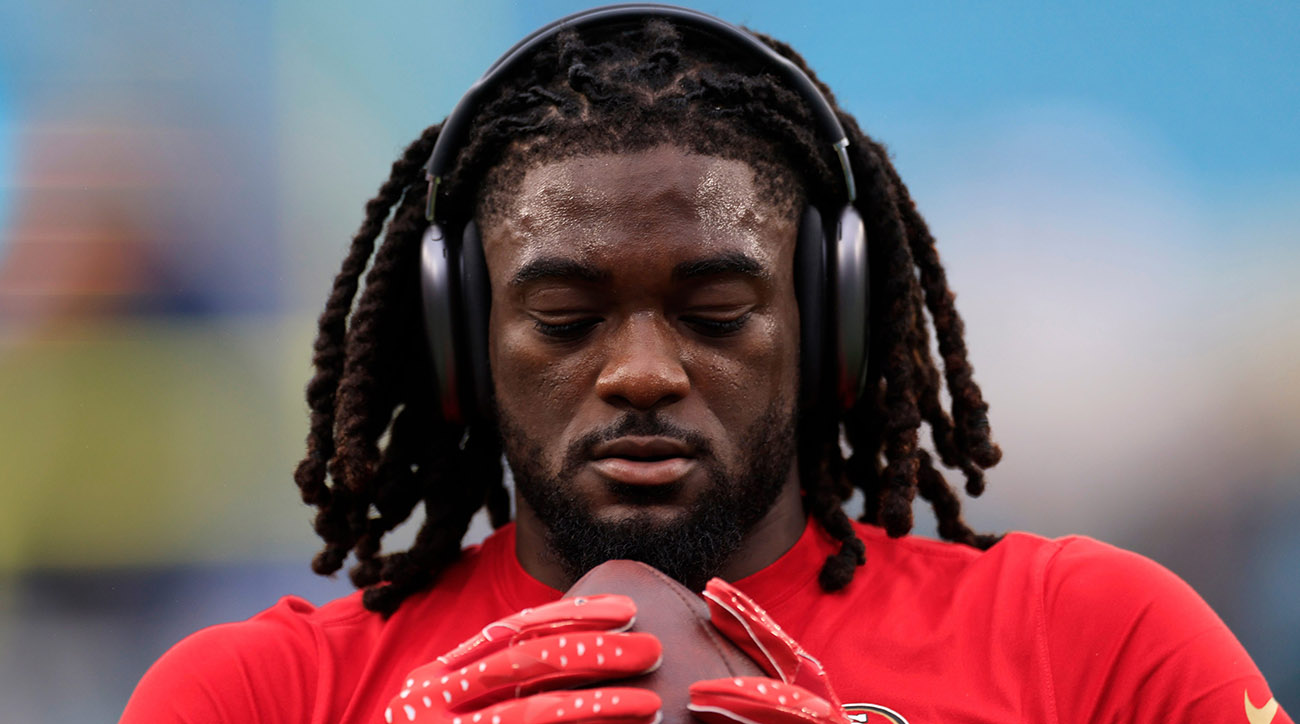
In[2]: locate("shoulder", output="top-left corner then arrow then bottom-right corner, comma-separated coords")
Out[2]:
852,522 -> 1179,597
982,531 -> 1222,640
864,526 -> 1218,636
840,522 -> 1229,661
1029,533 -> 1205,617
120,529 -> 535,724
120,592 -> 374,723
838,525 -> 1289,721
988,532 -> 1286,720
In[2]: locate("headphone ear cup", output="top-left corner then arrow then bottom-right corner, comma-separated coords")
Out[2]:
794,206 -> 827,414
833,205 -> 869,409
459,220 -> 493,420
421,223 -> 464,422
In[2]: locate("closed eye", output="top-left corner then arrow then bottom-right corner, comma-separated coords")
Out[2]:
683,311 -> 752,337
532,317 -> 600,340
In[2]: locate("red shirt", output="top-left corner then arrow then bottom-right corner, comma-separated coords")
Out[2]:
121,520 -> 1290,723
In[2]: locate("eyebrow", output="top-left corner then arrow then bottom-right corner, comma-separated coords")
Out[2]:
672,252 -> 770,282
509,251 -> 770,287
510,257 -> 610,286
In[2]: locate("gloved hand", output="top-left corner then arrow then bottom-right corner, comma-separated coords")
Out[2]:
383,594 -> 663,724
688,579 -> 850,724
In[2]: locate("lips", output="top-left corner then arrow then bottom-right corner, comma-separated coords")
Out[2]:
588,436 -> 697,485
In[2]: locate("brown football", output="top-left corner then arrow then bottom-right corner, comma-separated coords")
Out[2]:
563,560 -> 765,724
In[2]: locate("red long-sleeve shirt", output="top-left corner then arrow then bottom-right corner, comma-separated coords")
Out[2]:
121,519 -> 1290,724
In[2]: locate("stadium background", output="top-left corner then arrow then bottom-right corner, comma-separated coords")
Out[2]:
1,1 -> 1296,720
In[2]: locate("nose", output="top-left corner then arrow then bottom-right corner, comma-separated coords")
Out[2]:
595,314 -> 690,410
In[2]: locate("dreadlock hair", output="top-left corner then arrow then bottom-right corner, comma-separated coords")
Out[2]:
295,19 -> 1002,616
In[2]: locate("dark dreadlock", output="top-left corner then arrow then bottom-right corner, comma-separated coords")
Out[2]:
294,19 -> 1002,616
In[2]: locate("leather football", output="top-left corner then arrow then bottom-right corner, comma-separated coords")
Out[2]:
564,560 -> 765,724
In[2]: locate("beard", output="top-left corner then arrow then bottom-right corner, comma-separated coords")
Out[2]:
498,400 -> 797,591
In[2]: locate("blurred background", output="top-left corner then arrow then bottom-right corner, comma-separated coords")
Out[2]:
0,0 -> 1295,720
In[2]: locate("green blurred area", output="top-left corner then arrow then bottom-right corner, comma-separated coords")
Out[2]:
0,317 -> 318,571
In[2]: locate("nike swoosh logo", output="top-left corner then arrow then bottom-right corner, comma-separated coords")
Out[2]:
1245,689 -> 1280,724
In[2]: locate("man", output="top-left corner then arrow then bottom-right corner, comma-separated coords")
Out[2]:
122,5 -> 1289,723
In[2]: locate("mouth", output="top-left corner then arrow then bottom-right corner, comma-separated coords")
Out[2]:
588,436 -> 697,485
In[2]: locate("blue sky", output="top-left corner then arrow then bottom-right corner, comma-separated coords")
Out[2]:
518,1 -> 1299,195
0,82 -> 10,244
5,0 -> 1292,215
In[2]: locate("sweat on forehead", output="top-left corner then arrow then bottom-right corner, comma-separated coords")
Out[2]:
474,131 -> 804,234
479,145 -> 798,248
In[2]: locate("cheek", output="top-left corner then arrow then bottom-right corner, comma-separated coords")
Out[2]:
767,307 -> 802,394
761,308 -> 801,396
690,306 -> 801,421
488,315 -> 591,420
748,278 -> 802,384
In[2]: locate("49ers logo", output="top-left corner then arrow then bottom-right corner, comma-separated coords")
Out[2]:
844,703 -> 911,724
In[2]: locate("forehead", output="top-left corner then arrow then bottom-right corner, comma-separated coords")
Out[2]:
481,146 -> 797,272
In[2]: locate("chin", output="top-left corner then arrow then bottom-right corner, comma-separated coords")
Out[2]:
499,401 -> 798,588
535,490 -> 746,590
591,502 -> 693,529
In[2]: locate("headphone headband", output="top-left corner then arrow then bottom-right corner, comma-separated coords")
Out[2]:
424,3 -> 855,224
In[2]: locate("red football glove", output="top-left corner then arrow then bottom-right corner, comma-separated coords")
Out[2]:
689,579 -> 850,724
383,594 -> 663,724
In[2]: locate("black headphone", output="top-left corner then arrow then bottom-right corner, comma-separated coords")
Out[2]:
420,3 -> 869,424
